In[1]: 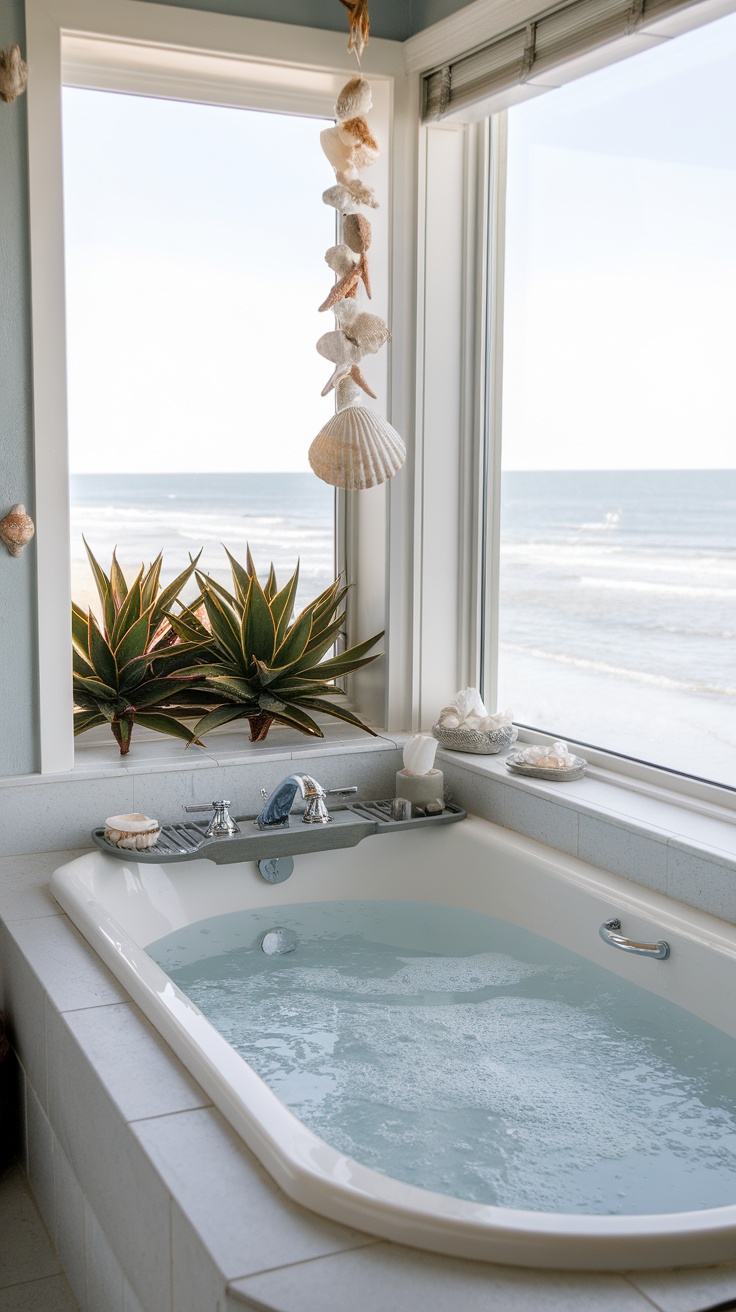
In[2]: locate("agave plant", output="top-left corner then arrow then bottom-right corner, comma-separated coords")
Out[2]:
170,549 -> 383,741
72,543 -> 216,755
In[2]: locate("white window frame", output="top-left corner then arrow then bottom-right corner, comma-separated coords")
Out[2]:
407,0 -> 736,815
26,0 -> 416,772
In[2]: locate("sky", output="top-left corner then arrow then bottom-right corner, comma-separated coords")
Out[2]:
62,93 -> 337,474
61,9 -> 736,475
502,12 -> 736,471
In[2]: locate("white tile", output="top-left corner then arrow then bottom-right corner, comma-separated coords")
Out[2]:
0,1161 -> 61,1287
578,815 -> 669,892
0,1274 -> 81,1311
133,1107 -> 373,1282
84,1201 -> 124,1312
667,847 -> 736,923
228,1243 -> 654,1312
0,925 -> 48,1107
628,1263 -> 736,1311
504,787 -> 579,858
53,1145 -> 87,1311
62,1003 -> 209,1123
46,1008 -> 171,1312
171,1200 -> 228,1312
442,763 -> 506,823
0,850 -> 89,924
131,769 -> 199,829
25,1081 -> 55,1238
0,775 -> 135,856
9,916 -> 127,1013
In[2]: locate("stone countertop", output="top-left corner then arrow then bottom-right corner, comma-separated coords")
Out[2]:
1,848 -> 735,1312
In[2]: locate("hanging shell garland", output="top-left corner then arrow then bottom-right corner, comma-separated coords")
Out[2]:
308,18 -> 406,492
0,504 -> 35,557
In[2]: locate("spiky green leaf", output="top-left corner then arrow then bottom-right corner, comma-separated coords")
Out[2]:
290,696 -> 378,735
201,590 -> 242,665
193,705 -> 251,736
114,608 -> 151,669
132,712 -> 201,746
73,710 -> 107,735
87,612 -> 118,688
83,539 -> 115,637
271,564 -> 300,645
241,576 -> 276,665
110,551 -> 129,609
141,553 -> 163,612
110,572 -> 144,650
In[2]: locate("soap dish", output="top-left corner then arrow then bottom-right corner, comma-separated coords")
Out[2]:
506,755 -> 587,782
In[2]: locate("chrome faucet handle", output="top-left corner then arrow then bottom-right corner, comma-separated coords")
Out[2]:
184,801 -> 240,839
301,784 -> 357,825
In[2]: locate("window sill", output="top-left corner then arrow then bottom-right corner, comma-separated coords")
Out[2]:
434,744 -> 736,924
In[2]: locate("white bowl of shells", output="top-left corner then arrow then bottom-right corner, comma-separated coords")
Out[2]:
432,689 -> 518,755
506,742 -> 587,781
103,813 -> 161,850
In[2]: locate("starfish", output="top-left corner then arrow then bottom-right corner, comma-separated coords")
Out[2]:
321,362 -> 377,399
319,256 -> 371,312
339,0 -> 370,58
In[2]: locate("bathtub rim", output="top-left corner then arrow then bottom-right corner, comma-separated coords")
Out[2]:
50,818 -> 736,1271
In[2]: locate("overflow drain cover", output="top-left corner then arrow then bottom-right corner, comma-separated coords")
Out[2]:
261,927 -> 298,956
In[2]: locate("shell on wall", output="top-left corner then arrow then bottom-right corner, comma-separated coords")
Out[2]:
0,504 -> 34,557
309,406 -> 406,490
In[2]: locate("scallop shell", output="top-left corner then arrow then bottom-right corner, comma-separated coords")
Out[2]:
336,75 -> 373,122
403,733 -> 438,776
0,503 -> 34,557
345,312 -> 390,355
343,214 -> 372,254
309,406 -> 406,490
316,331 -> 363,365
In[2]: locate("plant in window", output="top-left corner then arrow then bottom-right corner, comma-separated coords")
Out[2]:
171,549 -> 383,742
72,543 -> 215,755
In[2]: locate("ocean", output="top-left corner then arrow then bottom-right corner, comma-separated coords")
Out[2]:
70,469 -> 736,789
498,470 -> 736,788
70,472 -> 335,614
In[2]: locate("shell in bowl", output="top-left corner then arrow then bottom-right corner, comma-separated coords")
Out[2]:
432,723 -> 518,755
309,406 -> 406,490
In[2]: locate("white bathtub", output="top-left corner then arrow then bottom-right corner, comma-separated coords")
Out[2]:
51,817 -> 736,1271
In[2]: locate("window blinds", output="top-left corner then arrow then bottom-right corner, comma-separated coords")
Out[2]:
422,0 -> 704,120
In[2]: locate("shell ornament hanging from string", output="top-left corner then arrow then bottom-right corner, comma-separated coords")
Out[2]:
308,0 -> 406,492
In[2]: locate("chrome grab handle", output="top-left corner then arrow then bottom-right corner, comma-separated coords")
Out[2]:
599,917 -> 670,960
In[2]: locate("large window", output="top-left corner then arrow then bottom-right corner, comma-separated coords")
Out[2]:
497,13 -> 736,789
62,89 -> 335,616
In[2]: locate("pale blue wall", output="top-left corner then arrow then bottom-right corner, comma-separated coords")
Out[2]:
0,0 -> 472,777
0,0 -> 38,777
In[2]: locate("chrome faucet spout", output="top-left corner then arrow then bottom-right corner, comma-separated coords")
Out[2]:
255,774 -> 328,829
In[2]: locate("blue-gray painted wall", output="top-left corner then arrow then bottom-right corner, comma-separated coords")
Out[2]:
0,0 -> 472,777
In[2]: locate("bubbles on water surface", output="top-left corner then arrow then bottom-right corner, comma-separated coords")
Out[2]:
148,901 -> 736,1216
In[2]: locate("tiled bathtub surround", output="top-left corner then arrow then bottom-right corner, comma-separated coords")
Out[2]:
439,750 -> 736,925
3,852 -> 736,1311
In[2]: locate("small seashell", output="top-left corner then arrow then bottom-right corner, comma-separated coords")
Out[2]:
324,244 -> 359,277
323,184 -> 360,214
334,297 -> 361,328
103,813 -> 161,850
318,264 -> 361,312
320,126 -> 355,174
336,74 -> 373,122
309,405 -> 406,490
316,331 -> 363,365
345,312 -> 390,355
343,213 -> 372,254
336,377 -> 362,410
337,117 -> 379,155
321,362 -> 377,399
0,504 -> 35,557
342,177 -> 379,208
0,46 -> 28,104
